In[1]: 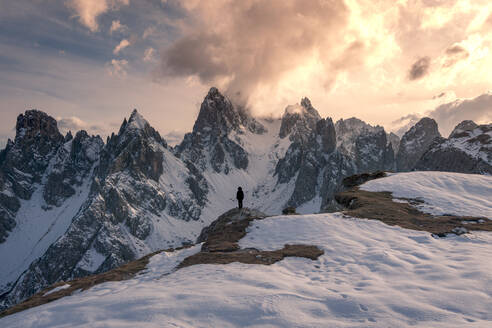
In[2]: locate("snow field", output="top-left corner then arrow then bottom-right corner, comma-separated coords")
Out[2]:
201,118 -> 294,216
2,213 -> 491,327
0,171 -> 94,294
361,171 -> 492,219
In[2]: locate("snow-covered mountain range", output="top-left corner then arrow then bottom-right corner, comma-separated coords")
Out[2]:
1,171 -> 491,327
0,87 -> 490,310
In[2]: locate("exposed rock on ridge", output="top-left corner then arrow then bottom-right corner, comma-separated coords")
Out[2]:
396,117 -> 441,171
176,87 -> 264,174
415,121 -> 492,174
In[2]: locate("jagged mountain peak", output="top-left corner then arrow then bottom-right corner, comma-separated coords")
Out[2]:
64,131 -> 73,142
192,87 -> 242,136
416,121 -> 492,174
335,117 -> 378,132
335,117 -> 382,157
118,109 -> 150,133
396,117 -> 441,172
1,110 -> 65,189
206,86 -> 222,99
300,97 -> 312,108
176,87 -> 267,174
334,117 -> 384,142
186,87 -> 266,138
283,97 -> 321,119
279,98 -> 321,140
399,117 -> 440,142
112,109 -> 166,149
449,120 -> 478,138
127,109 -> 147,130
300,97 -> 322,119
15,109 -> 63,145
203,87 -> 231,110
412,117 -> 438,131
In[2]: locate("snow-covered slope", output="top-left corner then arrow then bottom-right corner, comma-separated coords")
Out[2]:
1,212 -> 491,327
360,171 -> 492,219
0,112 -> 103,298
0,169 -> 93,295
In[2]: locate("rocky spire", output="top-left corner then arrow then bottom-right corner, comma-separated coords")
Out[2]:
192,87 -> 242,136
100,109 -> 166,182
396,117 -> 441,172
279,97 -> 322,141
176,87 -> 254,173
0,110 -> 66,244
315,118 -> 336,154
415,122 -> 492,174
14,109 -> 64,155
449,120 -> 478,138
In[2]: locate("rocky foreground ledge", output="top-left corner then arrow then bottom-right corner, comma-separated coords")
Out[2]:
334,172 -> 492,236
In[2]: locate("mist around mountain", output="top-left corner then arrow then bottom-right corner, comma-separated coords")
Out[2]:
0,87 -> 491,311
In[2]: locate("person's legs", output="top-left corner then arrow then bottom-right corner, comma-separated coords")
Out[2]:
238,199 -> 243,209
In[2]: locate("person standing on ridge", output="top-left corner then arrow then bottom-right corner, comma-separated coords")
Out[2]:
236,187 -> 244,209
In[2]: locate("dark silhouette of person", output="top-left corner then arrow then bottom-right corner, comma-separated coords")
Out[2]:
236,187 -> 244,209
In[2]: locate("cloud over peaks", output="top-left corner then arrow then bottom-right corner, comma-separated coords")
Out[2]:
429,92 -> 492,135
157,0 -> 353,104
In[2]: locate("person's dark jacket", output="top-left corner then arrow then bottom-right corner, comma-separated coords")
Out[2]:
236,189 -> 244,201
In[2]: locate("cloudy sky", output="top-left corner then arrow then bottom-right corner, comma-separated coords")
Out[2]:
1,0 -> 492,147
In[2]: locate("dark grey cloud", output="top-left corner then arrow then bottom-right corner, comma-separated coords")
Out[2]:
443,44 -> 469,67
445,45 -> 466,55
433,92 -> 446,99
392,92 -> 492,137
408,56 -> 431,80
429,93 -> 492,136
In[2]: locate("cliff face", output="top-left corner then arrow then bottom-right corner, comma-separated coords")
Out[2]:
396,117 -> 441,172
415,122 -> 492,174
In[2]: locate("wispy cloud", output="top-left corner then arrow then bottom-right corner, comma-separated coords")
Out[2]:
57,116 -> 109,135
106,58 -> 129,77
66,0 -> 130,32
442,44 -> 470,68
142,26 -> 155,39
163,129 -> 185,146
110,20 -> 127,34
113,39 -> 130,54
143,47 -> 156,62
392,92 -> 492,137
429,92 -> 492,136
